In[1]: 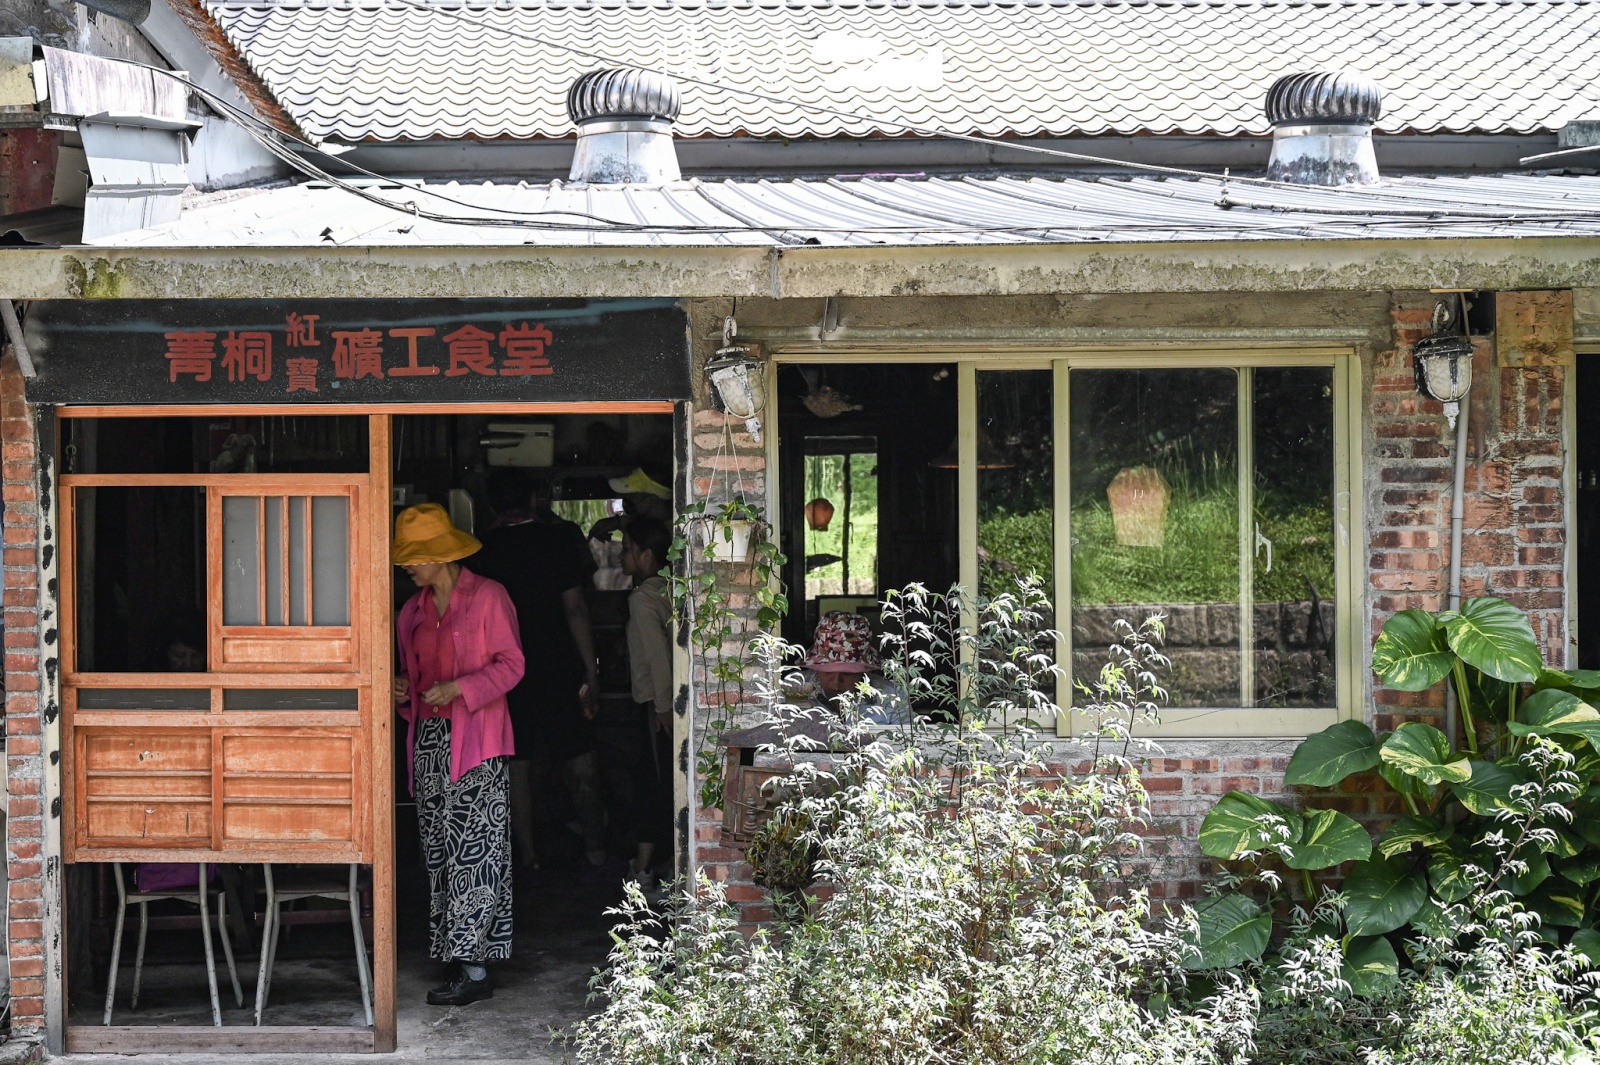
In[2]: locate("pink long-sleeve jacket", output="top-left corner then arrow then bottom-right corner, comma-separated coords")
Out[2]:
396,567 -> 525,791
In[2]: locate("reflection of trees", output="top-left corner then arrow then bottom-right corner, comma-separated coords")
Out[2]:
803,452 -> 878,594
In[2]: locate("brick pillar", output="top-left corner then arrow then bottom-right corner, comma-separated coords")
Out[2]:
1,349 -> 46,1039
1370,296 -> 1570,733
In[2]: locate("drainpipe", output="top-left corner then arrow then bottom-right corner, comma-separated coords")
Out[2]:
1445,389 -> 1469,745
0,299 -> 35,379
1447,397 -> 1469,612
1413,302 -> 1476,746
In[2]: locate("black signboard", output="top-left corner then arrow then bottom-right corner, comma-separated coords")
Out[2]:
22,299 -> 691,405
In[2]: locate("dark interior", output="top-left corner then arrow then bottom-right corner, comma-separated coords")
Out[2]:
1579,356 -> 1599,671
776,362 -> 958,650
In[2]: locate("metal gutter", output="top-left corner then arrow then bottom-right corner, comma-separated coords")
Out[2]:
6,235 -> 1600,300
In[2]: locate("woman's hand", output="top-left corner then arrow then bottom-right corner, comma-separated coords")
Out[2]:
422,680 -> 463,707
392,677 -> 410,705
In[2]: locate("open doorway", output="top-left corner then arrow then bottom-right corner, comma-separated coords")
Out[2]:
56,406 -> 678,1053
1578,355 -> 1599,670
388,410 -> 675,1047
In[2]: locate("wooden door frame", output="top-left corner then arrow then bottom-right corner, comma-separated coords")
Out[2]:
52,402 -> 673,1054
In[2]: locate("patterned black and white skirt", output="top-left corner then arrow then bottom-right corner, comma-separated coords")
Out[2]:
414,717 -> 513,962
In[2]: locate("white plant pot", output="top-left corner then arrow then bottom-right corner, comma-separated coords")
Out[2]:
696,517 -> 757,563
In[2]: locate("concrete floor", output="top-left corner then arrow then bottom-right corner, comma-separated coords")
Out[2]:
54,863 -> 627,1063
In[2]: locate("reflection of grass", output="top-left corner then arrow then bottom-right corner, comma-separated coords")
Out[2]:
979,493 -> 1335,605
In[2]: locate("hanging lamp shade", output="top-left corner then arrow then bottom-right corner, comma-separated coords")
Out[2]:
805,497 -> 835,531
928,432 -> 1014,470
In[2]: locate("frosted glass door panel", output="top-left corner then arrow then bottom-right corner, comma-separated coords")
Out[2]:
223,496 -> 261,627
288,495 -> 308,626
221,494 -> 351,629
312,496 -> 351,626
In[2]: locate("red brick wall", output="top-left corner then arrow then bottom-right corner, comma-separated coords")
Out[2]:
2,351 -> 47,1036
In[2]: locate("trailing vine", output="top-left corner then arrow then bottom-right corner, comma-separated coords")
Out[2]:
666,442 -> 787,809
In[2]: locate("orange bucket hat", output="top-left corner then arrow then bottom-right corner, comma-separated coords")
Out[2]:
392,503 -> 481,566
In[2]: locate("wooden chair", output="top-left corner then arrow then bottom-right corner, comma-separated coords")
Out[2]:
103,863 -> 244,1026
253,863 -> 373,1026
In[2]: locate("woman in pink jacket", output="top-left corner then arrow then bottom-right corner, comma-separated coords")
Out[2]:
391,504 -> 525,1007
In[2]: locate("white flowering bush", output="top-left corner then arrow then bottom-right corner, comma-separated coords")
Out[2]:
575,584 -> 1252,1065
574,734 -> 1254,1065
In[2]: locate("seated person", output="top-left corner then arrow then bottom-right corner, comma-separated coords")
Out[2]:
791,611 -> 910,726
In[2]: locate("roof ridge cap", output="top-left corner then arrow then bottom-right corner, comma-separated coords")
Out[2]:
203,0 -> 1600,6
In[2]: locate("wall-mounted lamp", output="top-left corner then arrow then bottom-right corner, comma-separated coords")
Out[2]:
706,316 -> 765,442
1413,299 -> 1474,429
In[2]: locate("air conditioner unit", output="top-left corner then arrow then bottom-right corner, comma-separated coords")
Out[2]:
482,422 -> 555,467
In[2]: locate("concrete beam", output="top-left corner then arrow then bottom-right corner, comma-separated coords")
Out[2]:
3,237 -> 1600,300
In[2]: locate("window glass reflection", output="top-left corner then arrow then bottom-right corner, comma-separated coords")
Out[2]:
977,370 -> 1054,600
1070,368 -> 1240,707
1252,367 -> 1338,707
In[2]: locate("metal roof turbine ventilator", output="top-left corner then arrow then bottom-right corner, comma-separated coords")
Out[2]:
566,68 -> 682,185
1265,70 -> 1383,186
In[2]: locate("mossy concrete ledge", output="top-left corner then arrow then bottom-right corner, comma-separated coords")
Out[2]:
2,238 -> 1600,300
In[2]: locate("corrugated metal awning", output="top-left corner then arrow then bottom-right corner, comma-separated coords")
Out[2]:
94,172 -> 1600,249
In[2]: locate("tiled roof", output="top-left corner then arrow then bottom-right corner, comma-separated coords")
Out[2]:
205,0 -> 1600,144
96,171 -> 1600,247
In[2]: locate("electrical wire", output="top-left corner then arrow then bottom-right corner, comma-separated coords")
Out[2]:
124,45 -> 1600,239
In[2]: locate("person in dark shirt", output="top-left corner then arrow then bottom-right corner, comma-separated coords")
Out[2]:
471,504 -> 607,873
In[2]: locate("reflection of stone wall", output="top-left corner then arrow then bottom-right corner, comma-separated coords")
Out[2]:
1072,601 -> 1336,706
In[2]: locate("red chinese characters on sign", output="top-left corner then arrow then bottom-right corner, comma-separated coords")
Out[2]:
285,313 -> 321,348
442,325 -> 496,377
285,358 -> 320,393
331,329 -> 385,380
159,316 -> 558,389
165,331 -> 218,382
221,331 -> 273,383
499,322 -> 554,376
388,327 -> 439,377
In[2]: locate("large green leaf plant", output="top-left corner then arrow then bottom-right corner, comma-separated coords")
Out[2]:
1189,596 -> 1600,980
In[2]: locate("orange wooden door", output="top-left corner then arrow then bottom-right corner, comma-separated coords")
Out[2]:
62,475 -> 376,864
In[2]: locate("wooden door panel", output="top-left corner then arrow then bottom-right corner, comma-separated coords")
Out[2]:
223,804 -> 354,842
220,732 -> 357,842
222,733 -> 355,773
219,633 -> 354,670
73,725 -> 365,857
223,775 -> 353,800
79,732 -> 216,846
85,801 -> 212,844
84,732 -> 211,772
85,772 -> 211,798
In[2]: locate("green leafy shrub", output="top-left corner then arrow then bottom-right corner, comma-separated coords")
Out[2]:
1192,597 -> 1600,972
1184,593 -> 1600,1063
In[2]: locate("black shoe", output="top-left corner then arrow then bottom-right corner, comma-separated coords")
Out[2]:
427,972 -> 493,1006
430,961 -> 461,996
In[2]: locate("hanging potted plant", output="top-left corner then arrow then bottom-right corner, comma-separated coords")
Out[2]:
684,497 -> 767,564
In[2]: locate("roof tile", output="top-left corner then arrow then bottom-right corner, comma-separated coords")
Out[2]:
205,0 -> 1600,142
